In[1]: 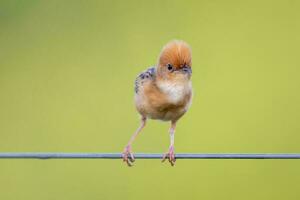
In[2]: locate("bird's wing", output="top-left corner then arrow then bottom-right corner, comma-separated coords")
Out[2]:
135,66 -> 156,94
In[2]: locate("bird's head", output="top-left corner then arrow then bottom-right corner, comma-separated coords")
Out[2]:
157,40 -> 192,82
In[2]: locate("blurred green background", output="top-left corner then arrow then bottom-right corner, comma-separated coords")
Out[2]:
1,0 -> 300,199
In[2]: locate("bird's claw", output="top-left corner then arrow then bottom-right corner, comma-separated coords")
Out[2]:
122,145 -> 135,167
162,145 -> 176,166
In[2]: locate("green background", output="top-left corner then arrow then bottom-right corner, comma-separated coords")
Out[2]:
1,0 -> 300,199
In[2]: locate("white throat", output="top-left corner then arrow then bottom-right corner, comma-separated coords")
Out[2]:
157,80 -> 192,103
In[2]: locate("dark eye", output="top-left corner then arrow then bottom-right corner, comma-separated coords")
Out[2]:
167,63 -> 173,71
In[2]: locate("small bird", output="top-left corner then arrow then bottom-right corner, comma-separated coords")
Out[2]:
122,40 -> 193,166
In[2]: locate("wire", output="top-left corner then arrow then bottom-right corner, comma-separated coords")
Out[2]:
0,153 -> 300,159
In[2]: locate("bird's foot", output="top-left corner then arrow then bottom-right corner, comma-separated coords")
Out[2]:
162,145 -> 176,166
122,145 -> 135,166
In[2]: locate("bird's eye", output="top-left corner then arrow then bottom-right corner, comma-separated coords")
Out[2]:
167,64 -> 173,71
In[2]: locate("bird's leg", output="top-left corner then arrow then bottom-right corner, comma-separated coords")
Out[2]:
122,116 -> 147,166
162,121 -> 176,166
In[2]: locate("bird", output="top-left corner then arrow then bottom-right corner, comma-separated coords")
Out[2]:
122,40 -> 193,166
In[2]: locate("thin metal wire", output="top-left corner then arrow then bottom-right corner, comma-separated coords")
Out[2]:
0,153 -> 300,159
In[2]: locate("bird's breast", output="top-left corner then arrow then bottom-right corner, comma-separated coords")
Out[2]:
134,80 -> 192,121
157,80 -> 192,104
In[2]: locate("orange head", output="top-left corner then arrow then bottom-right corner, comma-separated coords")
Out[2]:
157,40 -> 192,81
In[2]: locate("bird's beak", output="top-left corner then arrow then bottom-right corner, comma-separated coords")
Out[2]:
181,66 -> 192,75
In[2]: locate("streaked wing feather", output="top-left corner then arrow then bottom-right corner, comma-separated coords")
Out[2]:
135,67 -> 156,94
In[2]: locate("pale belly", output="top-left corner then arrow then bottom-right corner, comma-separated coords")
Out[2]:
134,81 -> 192,121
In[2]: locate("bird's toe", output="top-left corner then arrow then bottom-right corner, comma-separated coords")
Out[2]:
162,148 -> 176,166
122,146 -> 135,167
